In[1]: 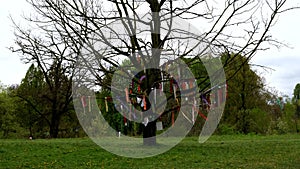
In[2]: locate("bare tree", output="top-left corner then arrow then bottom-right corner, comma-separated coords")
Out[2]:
11,18 -> 77,138
12,0 -> 298,144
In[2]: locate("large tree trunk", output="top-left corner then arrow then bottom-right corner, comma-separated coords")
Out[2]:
143,120 -> 157,146
29,126 -> 33,138
49,111 -> 60,138
49,124 -> 59,138
139,68 -> 160,146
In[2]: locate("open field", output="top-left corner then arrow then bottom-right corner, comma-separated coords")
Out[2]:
0,134 -> 299,168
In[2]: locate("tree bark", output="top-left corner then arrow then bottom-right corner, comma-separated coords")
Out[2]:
49,111 -> 60,138
139,69 -> 161,146
143,120 -> 157,146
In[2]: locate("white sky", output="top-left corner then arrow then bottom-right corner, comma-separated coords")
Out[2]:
0,0 -> 31,87
0,0 -> 300,98
253,7 -> 300,98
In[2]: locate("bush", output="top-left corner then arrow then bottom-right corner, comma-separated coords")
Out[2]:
216,124 -> 237,135
248,108 -> 270,134
267,118 -> 289,135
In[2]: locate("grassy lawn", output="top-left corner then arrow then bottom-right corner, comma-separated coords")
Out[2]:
0,134 -> 299,168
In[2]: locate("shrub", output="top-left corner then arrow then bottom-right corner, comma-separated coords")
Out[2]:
267,118 -> 289,135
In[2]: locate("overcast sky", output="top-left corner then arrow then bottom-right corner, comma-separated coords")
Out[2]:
1,1 -> 300,98
0,0 -> 30,87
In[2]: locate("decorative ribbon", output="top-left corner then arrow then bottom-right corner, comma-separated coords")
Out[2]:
182,82 -> 186,90
88,96 -> 91,112
124,116 -> 127,126
161,70 -> 164,91
201,94 -> 209,105
189,79 -> 194,89
185,82 -> 189,89
198,111 -> 208,121
170,79 -> 173,93
81,96 -> 87,108
143,95 -> 147,110
105,97 -> 108,112
172,111 -> 175,127
125,88 -> 130,102
173,85 -> 177,99
154,88 -> 157,104
192,97 -> 196,124
218,88 -> 223,106
139,75 -> 146,82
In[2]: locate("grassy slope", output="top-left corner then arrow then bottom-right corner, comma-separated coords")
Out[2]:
0,134 -> 299,169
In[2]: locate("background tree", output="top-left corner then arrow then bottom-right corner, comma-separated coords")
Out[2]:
14,64 -> 46,138
282,100 -> 297,133
293,83 -> 300,132
11,0 -> 298,144
221,54 -> 268,134
11,25 -> 77,138
0,84 -> 20,138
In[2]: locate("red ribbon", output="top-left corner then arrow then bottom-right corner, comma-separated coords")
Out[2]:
198,111 -> 208,121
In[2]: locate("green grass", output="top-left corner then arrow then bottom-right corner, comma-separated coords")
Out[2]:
0,134 -> 299,168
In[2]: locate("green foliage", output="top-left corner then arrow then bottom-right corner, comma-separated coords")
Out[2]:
248,108 -> 270,134
265,101 -> 297,135
220,54 -> 270,134
11,64 -> 78,138
1,55 -> 298,139
293,84 -> 300,101
216,124 -> 238,135
267,118 -> 289,135
0,85 -> 21,138
293,83 -> 300,123
181,57 -> 210,91
14,64 -> 46,137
